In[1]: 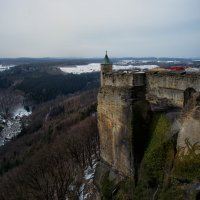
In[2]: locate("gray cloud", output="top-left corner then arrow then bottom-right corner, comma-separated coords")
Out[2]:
0,0 -> 199,57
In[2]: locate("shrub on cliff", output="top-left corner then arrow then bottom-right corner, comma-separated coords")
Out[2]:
134,114 -> 174,199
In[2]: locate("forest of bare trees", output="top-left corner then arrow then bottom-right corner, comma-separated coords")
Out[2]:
0,90 -> 99,200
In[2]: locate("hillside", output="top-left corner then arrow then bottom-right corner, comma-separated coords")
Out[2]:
0,89 -> 99,200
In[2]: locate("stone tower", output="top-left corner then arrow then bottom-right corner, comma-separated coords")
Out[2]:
100,52 -> 113,86
98,58 -> 147,176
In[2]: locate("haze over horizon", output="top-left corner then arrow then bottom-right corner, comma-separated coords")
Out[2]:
0,0 -> 200,58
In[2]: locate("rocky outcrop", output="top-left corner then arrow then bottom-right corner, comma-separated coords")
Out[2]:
177,92 -> 200,154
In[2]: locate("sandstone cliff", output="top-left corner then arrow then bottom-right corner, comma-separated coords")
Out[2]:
95,70 -> 200,200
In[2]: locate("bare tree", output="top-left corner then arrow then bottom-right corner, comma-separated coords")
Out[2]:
0,90 -> 22,118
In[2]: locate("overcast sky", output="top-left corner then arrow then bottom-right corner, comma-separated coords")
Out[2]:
0,0 -> 200,58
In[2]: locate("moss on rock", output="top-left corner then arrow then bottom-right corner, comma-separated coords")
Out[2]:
100,171 -> 116,200
134,113 -> 175,199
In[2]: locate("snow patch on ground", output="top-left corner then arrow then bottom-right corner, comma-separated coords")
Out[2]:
79,183 -> 86,200
0,106 -> 32,146
84,159 -> 97,181
0,65 -> 15,72
13,106 -> 32,118
79,156 -> 97,200
60,63 -> 159,74
185,68 -> 200,72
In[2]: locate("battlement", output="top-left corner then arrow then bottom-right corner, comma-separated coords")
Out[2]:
146,71 -> 200,91
102,69 -> 200,108
102,70 -> 146,87
146,71 -> 200,107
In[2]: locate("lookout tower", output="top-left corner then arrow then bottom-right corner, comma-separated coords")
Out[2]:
100,52 -> 113,86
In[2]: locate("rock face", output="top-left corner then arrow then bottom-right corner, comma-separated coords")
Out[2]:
97,72 -> 146,176
98,86 -> 134,176
177,92 -> 200,154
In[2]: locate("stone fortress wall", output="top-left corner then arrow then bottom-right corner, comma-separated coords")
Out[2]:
97,55 -> 200,177
102,70 -> 145,87
101,70 -> 200,109
146,71 -> 200,108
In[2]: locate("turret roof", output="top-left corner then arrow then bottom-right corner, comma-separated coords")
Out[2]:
102,52 -> 112,65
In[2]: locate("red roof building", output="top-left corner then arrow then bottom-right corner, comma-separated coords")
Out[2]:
168,66 -> 186,71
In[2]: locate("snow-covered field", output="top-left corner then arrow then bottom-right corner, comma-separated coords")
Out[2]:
60,63 -> 159,74
113,59 -> 181,65
60,63 -> 100,74
0,64 -> 15,72
185,68 -> 200,72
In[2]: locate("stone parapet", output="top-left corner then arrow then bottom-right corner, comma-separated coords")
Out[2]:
146,71 -> 200,108
102,71 -> 146,87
